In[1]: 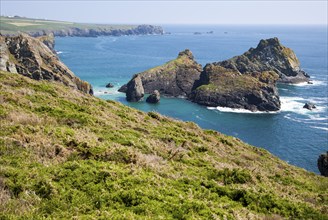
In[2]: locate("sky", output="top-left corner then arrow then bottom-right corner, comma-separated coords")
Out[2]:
1,1 -> 327,25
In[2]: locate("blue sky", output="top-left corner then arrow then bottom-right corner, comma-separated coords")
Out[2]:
1,1 -> 327,25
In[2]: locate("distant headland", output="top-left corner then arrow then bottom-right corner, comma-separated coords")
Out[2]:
0,16 -> 164,37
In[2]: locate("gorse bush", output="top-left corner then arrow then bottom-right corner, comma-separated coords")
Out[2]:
0,71 -> 327,219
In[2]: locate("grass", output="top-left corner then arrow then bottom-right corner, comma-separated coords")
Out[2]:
0,16 -> 137,35
0,71 -> 327,219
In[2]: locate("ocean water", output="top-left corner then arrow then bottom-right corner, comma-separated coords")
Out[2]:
55,25 -> 328,173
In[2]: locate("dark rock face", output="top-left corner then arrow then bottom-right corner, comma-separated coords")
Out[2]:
318,152 -> 328,177
105,82 -> 114,88
22,25 -> 164,38
126,75 -> 144,102
37,33 -> 56,53
0,34 -> 93,94
190,65 -> 281,111
119,49 -> 202,97
215,37 -> 309,83
303,103 -> 316,110
146,90 -> 160,104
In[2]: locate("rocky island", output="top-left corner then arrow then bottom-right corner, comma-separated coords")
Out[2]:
121,38 -> 308,112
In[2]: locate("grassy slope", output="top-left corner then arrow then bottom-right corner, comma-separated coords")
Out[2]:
0,16 -> 136,35
0,71 -> 327,219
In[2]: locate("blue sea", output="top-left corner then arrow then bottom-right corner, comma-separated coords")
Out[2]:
55,25 -> 328,174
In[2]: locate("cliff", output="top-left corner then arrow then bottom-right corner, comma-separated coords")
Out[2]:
0,71 -> 327,219
119,49 -> 202,97
0,34 -> 93,94
190,65 -> 281,111
1,16 -> 164,37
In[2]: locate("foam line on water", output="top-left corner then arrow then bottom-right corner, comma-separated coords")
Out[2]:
207,106 -> 278,114
310,126 -> 328,131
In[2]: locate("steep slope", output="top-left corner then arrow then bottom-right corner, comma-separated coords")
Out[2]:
0,71 -> 327,219
0,34 -> 93,94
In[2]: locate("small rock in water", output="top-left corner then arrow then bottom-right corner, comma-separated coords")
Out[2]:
318,151 -> 328,177
303,103 -> 316,110
105,83 -> 114,88
307,81 -> 313,84
146,90 -> 160,104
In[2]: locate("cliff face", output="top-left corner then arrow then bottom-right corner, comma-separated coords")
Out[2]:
25,25 -> 164,37
190,65 -> 281,111
0,34 -> 93,94
216,37 -> 309,83
120,49 -> 202,97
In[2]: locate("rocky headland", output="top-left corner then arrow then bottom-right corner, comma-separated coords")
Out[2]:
0,33 -> 93,94
121,38 -> 308,112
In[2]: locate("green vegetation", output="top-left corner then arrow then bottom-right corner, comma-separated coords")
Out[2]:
0,16 -> 136,35
0,71 -> 327,219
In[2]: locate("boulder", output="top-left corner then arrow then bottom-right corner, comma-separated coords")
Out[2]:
126,75 -> 144,102
318,152 -> 328,177
105,82 -> 114,88
146,90 -> 160,104
303,103 -> 316,110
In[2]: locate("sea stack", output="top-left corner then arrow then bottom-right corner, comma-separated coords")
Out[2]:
146,90 -> 160,104
126,74 -> 144,102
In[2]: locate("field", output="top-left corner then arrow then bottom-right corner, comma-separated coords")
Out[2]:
0,16 -> 136,35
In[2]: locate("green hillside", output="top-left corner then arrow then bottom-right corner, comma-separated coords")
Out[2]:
0,71 -> 327,219
0,16 -> 135,35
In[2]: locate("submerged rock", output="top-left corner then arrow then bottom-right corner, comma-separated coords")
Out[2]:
0,34 -> 93,94
105,82 -> 114,88
126,75 -> 144,102
146,90 -> 160,104
318,152 -> 328,177
303,103 -> 316,110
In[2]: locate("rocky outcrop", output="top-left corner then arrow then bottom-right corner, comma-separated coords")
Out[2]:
318,152 -> 328,177
215,37 -> 309,83
120,49 -> 202,97
146,90 -> 160,104
303,103 -> 316,110
126,75 -> 144,102
37,33 -> 55,53
11,25 -> 164,38
190,65 -> 281,111
0,34 -> 93,94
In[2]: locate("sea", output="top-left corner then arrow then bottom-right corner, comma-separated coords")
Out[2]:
55,25 -> 328,174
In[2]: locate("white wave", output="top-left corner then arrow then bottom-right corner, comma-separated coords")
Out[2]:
93,89 -> 120,96
310,126 -> 328,131
56,51 -> 63,54
280,96 -> 327,114
291,80 -> 326,87
207,106 -> 278,114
